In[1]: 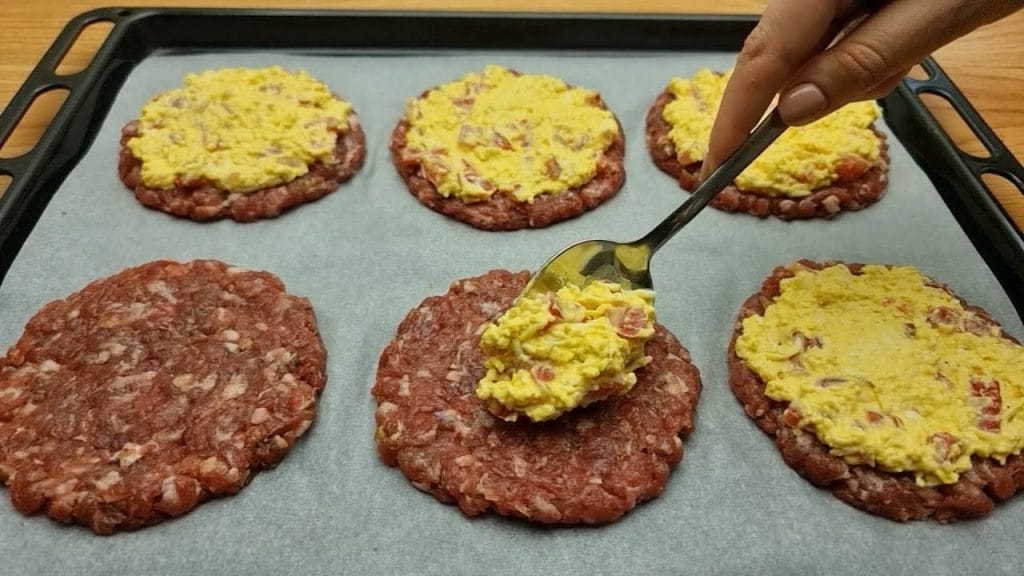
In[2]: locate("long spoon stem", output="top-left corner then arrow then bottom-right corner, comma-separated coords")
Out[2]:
637,109 -> 789,254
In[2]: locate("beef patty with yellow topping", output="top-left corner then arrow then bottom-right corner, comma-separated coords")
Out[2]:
118,66 -> 366,222
646,69 -> 890,220
729,260 -> 1024,522
390,65 -> 626,230
372,270 -> 701,524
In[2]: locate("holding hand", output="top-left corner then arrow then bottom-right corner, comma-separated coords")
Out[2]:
702,0 -> 1023,179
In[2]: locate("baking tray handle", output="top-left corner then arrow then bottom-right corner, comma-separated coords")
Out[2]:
903,58 -> 1024,211
0,8 -> 129,263
0,8 -> 124,173
885,56 -> 1024,320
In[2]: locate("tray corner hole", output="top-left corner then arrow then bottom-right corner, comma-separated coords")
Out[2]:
906,65 -> 931,81
0,88 -> 71,160
54,20 -> 114,77
918,92 -> 991,159
0,174 -> 11,197
980,172 -> 1024,229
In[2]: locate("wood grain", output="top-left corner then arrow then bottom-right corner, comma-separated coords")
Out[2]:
1,0 -> 1021,228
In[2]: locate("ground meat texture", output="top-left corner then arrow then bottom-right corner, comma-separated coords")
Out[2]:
372,270 -> 701,524
389,99 -> 626,231
645,91 -> 890,220
118,112 -> 366,222
0,260 -> 326,534
728,259 -> 1024,522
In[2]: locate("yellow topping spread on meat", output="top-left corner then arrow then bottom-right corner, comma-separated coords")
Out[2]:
476,281 -> 656,422
126,66 -> 353,191
661,69 -> 882,197
402,65 -> 619,203
735,263 -> 1024,486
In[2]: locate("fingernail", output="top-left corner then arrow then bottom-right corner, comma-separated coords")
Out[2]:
778,83 -> 828,125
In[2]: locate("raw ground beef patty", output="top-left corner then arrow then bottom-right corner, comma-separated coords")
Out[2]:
645,90 -> 890,220
372,270 -> 702,524
118,112 -> 366,222
728,260 -> 1024,522
389,101 -> 626,231
0,260 -> 326,534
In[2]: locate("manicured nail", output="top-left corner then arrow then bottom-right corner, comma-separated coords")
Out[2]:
778,83 -> 828,125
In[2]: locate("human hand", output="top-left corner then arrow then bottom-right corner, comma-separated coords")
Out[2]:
701,0 -> 1023,180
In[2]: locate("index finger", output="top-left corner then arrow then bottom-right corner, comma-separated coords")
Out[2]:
701,0 -> 846,179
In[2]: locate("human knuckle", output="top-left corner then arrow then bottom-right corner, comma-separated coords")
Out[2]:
737,25 -> 773,65
831,40 -> 891,90
737,22 -> 804,78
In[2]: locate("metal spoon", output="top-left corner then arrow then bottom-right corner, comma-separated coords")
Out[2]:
518,108 -> 788,300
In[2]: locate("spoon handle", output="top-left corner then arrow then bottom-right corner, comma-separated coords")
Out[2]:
637,108 -> 789,254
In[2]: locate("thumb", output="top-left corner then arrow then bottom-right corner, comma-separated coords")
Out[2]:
778,0 -> 1022,125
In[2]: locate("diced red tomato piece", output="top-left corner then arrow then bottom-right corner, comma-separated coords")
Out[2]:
782,406 -> 802,428
969,377 -> 1002,432
531,364 -> 555,383
608,307 -> 648,338
834,155 -> 871,182
544,294 -> 561,319
930,432 -> 963,463
927,306 -> 959,328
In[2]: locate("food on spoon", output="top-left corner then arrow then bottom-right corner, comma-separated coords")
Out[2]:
118,66 -> 366,222
371,270 -> 701,524
0,260 -> 326,534
646,69 -> 889,219
476,281 -> 656,422
390,65 -> 625,230
729,260 -> 1024,522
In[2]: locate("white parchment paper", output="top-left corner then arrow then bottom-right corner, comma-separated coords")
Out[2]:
0,50 -> 1021,576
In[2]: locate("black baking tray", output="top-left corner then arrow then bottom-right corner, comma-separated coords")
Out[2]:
1,7 -> 1022,321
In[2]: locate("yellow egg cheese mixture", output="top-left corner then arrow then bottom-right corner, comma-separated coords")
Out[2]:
402,65 -> 619,203
126,66 -> 353,191
662,69 -> 882,197
477,281 -> 656,422
735,263 -> 1024,486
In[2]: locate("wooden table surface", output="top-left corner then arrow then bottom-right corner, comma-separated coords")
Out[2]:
1,0 -> 1022,229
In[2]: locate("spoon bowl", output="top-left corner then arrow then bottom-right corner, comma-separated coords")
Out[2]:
519,109 -> 788,301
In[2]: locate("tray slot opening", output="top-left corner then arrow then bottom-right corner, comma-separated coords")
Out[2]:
919,91 -> 991,159
0,174 -> 10,197
0,88 -> 70,160
907,65 -> 931,81
980,173 -> 1024,231
54,20 -> 115,77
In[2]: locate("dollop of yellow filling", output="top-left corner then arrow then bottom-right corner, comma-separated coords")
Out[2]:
735,263 -> 1024,486
662,69 -> 882,197
126,66 -> 353,191
402,65 -> 619,203
476,281 -> 656,422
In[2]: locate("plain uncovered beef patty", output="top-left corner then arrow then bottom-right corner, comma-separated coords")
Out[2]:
645,91 -> 889,220
372,270 -> 702,524
728,260 -> 1024,522
0,260 -> 326,534
118,112 -> 366,222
